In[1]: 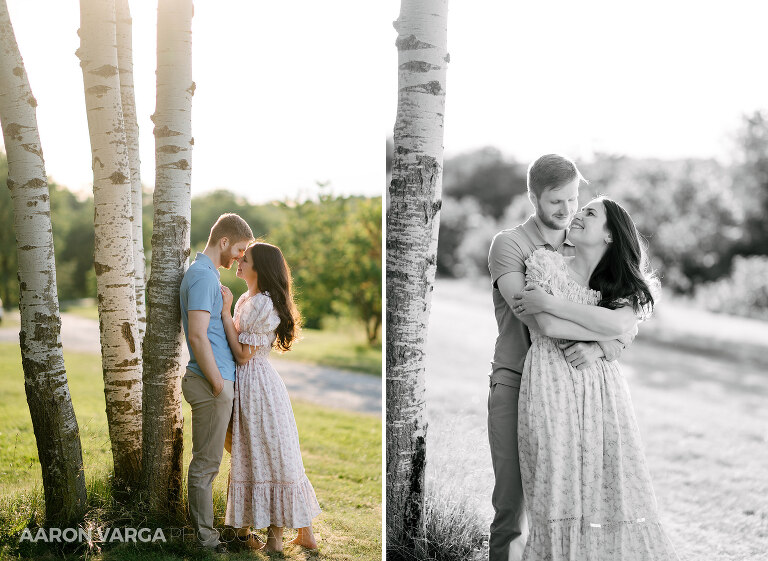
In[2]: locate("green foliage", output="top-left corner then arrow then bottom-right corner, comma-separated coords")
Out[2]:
188,189 -> 286,250
270,190 -> 382,342
0,154 -> 96,308
0,154 -> 381,340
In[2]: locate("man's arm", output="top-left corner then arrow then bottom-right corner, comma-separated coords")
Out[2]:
188,310 -> 224,397
497,273 -> 614,341
513,284 -> 638,337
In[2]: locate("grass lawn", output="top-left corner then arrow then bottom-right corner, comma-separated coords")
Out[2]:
59,300 -> 99,321
275,324 -> 381,376
0,343 -> 382,560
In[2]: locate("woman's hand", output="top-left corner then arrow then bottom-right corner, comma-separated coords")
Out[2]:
221,285 -> 233,315
512,283 -> 552,316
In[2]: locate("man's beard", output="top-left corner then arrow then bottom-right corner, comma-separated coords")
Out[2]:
220,251 -> 236,268
536,204 -> 571,231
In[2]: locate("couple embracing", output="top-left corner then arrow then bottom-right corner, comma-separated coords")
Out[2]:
180,213 -> 321,553
487,154 -> 680,560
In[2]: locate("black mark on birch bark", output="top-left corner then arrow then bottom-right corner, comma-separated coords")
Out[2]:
122,322 -> 136,353
12,67 -> 23,77
86,85 -> 111,96
94,262 -> 112,276
154,126 -> 182,138
4,123 -> 25,140
109,171 -> 128,185
402,81 -> 442,95
399,61 -> 440,73
187,82 -> 196,96
90,64 -> 118,78
21,144 -> 42,157
23,177 -> 46,189
160,159 -> 189,170
115,358 -> 140,367
157,145 -> 183,154
396,34 -> 434,50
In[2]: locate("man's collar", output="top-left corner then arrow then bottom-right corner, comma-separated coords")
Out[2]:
195,252 -> 220,278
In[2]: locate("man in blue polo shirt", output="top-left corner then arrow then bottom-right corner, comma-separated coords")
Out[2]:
180,213 -> 253,552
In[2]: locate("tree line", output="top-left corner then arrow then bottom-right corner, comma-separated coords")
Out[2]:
0,162 -> 382,341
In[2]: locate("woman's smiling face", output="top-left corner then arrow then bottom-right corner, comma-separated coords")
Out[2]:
569,199 -> 611,247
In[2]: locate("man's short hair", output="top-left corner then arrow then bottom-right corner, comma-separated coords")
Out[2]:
527,153 -> 586,198
207,213 -> 254,246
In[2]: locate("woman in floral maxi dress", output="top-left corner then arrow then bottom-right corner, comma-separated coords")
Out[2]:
511,198 -> 679,560
220,242 -> 321,552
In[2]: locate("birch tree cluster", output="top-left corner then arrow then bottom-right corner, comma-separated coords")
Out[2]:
0,0 -> 193,522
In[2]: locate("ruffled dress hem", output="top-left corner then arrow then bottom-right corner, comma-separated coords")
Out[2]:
224,476 -> 321,529
524,516 -> 679,561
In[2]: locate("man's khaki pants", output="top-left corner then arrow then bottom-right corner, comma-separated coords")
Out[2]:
182,370 -> 234,548
488,378 -> 528,561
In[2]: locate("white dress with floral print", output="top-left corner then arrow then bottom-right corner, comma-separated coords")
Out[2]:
224,292 -> 321,529
518,249 -> 678,560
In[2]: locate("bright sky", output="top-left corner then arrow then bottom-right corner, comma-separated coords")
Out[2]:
387,0 -> 768,164
2,0 -> 390,203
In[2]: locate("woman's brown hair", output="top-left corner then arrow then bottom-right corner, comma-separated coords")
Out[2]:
248,242 -> 301,351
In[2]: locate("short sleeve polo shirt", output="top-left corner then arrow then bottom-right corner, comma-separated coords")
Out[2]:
180,252 -> 236,382
487,215 -> 574,386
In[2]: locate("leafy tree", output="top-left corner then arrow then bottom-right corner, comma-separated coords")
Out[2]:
732,110 -> 768,256
443,146 -> 527,219
270,190 -> 382,342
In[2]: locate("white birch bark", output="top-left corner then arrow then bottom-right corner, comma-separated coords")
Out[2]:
386,0 -> 449,553
0,0 -> 87,522
141,0 -> 193,511
116,0 -> 146,347
77,0 -> 142,489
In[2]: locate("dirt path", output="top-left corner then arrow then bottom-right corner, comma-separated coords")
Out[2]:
424,278 -> 768,561
0,312 -> 381,416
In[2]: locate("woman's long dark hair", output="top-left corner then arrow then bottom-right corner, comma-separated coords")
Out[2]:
589,197 -> 659,317
248,242 -> 301,352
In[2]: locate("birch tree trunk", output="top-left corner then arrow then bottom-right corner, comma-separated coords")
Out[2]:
386,0 -> 449,554
116,0 -> 146,347
0,0 -> 87,523
77,0 -> 142,490
140,0 -> 193,511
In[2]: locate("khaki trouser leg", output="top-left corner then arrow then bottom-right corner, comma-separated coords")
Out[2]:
488,380 -> 528,561
182,370 -> 234,548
